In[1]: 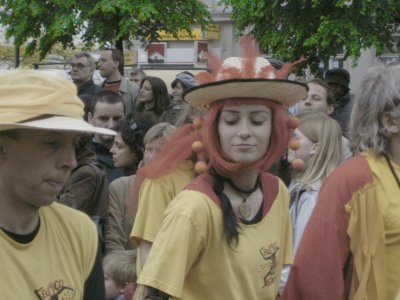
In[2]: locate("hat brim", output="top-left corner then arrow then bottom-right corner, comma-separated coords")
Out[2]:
0,116 -> 116,135
184,78 -> 308,109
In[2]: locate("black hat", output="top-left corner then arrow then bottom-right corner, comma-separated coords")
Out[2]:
325,68 -> 350,89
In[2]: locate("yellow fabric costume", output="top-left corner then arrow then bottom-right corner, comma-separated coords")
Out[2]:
0,202 -> 98,299
137,172 -> 292,300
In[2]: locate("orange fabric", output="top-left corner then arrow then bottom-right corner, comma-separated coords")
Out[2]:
282,154 -> 373,300
103,81 -> 120,93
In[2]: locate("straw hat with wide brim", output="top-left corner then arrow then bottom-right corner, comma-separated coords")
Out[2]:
0,116 -> 116,135
184,78 -> 307,110
183,56 -> 308,110
0,70 -> 115,136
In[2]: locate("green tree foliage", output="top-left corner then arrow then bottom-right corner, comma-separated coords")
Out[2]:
0,0 -> 211,59
220,0 -> 400,74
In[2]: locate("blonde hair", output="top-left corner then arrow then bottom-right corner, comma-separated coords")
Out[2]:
295,112 -> 343,185
143,122 -> 176,146
103,250 -> 137,288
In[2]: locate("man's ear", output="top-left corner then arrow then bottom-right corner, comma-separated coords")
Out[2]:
310,143 -> 319,156
382,112 -> 400,134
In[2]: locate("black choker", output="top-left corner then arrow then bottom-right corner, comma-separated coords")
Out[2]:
226,177 -> 261,219
226,176 -> 261,194
384,154 -> 400,188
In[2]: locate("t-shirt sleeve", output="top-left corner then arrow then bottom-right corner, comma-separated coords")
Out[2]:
131,178 -> 173,244
137,192 -> 206,298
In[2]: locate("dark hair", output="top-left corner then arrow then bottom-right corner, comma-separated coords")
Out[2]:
308,78 -> 335,107
210,169 -> 240,247
137,76 -> 170,117
90,90 -> 125,115
0,129 -> 20,139
106,48 -> 125,76
114,113 -> 158,169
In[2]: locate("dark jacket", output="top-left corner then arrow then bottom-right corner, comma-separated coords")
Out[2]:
58,149 -> 110,255
91,140 -> 125,183
77,79 -> 103,96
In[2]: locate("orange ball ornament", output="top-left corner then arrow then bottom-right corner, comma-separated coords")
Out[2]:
194,161 -> 208,174
192,141 -> 204,153
193,117 -> 203,129
291,158 -> 305,171
288,138 -> 301,151
287,117 -> 300,129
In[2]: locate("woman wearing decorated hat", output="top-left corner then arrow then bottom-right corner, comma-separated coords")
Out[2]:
133,36 -> 307,300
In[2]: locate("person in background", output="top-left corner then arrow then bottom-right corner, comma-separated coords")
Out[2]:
58,135 -> 110,256
110,114 -> 157,175
160,71 -> 198,125
129,68 -> 147,87
71,52 -> 103,98
136,76 -> 170,120
103,250 -> 137,300
106,122 -> 176,253
283,64 -> 400,300
133,36 -> 307,300
88,90 -> 125,183
299,78 -> 335,115
325,68 -> 353,137
299,78 -> 352,160
99,49 -> 139,120
280,112 -> 342,292
0,70 -> 115,299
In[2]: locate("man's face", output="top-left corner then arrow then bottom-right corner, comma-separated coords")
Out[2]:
0,129 -> 78,210
130,74 -> 142,87
299,82 -> 334,115
70,56 -> 94,85
99,51 -> 118,78
88,101 -> 125,147
328,82 -> 347,99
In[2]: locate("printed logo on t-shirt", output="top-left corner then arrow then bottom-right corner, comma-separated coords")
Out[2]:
34,279 -> 76,300
259,242 -> 280,287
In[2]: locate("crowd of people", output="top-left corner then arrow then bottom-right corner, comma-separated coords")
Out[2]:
1,37 -> 400,300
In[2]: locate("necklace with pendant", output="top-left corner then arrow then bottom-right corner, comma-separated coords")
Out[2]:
226,176 -> 261,219
384,154 -> 400,188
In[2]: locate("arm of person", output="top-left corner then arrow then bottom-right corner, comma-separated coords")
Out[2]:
83,246 -> 106,300
282,157 -> 372,300
58,165 -> 97,213
139,239 -> 152,269
136,190 -> 207,299
105,178 -> 129,253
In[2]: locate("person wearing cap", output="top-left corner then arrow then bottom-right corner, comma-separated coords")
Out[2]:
160,71 -> 198,125
133,36 -> 307,300
282,64 -> 400,300
0,71 -> 115,299
325,68 -> 353,137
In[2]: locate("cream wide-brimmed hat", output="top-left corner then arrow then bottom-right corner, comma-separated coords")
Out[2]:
0,70 -> 115,135
184,55 -> 308,110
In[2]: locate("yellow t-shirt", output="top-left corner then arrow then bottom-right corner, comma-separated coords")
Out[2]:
137,173 -> 292,300
346,150 -> 400,299
131,161 -> 195,272
0,202 -> 98,300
